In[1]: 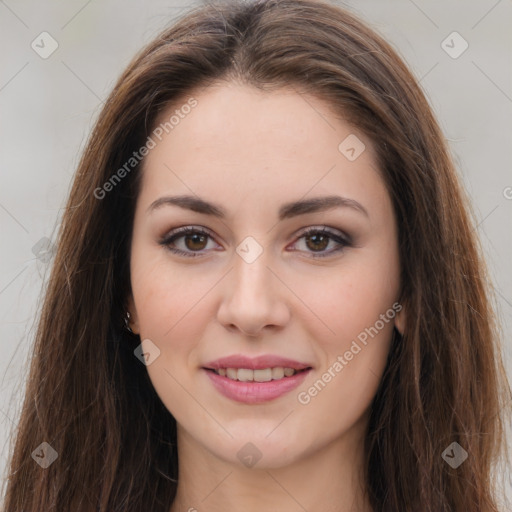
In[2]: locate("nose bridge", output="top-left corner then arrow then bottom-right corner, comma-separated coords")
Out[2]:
216,243 -> 290,335
230,246 -> 275,306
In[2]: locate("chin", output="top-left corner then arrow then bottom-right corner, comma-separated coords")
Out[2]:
206,431 -> 309,470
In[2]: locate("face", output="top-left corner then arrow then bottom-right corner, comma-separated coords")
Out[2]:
127,82 -> 404,469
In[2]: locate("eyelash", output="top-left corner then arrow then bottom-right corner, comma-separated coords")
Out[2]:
159,226 -> 351,259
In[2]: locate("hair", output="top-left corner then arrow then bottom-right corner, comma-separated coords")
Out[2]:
2,0 -> 511,510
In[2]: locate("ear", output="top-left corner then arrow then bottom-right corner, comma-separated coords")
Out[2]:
126,294 -> 140,335
393,302 -> 405,336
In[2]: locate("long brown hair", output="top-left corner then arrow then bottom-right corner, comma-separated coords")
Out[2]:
2,0 -> 510,510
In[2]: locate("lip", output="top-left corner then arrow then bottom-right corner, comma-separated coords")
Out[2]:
202,354 -> 312,371
203,367 -> 312,404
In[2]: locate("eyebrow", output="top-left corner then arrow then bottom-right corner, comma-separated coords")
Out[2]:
147,194 -> 369,220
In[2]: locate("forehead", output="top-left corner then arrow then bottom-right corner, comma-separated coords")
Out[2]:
149,82 -> 369,157
137,82 -> 388,221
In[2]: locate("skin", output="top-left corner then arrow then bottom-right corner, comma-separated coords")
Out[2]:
127,82 -> 405,512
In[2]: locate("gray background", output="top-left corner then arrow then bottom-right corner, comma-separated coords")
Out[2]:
1,0 -> 511,501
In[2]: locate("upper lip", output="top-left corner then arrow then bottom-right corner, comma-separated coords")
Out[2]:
203,355 -> 312,371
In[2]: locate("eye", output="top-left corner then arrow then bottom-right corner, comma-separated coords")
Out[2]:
159,226 -> 219,258
289,226 -> 351,258
159,225 -> 351,259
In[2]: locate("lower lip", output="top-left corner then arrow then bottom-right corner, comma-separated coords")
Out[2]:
203,368 -> 311,404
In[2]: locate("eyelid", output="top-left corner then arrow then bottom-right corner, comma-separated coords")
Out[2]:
294,225 -> 351,243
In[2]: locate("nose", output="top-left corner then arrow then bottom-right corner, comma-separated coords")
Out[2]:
216,248 -> 291,337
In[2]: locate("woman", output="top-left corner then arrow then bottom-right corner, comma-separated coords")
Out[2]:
2,0 -> 510,510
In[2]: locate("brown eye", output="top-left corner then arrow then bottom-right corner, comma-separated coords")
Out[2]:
160,227 -> 217,258
291,227 -> 351,258
184,233 -> 208,251
304,232 -> 330,252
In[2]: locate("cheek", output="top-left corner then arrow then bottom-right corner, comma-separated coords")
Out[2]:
294,283 -> 396,437
292,257 -> 399,346
293,251 -> 399,425
130,256 -> 217,419
130,246 -> 217,342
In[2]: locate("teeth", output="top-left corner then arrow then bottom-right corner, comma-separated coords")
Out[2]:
254,368 -> 272,382
237,368 -> 253,382
226,368 -> 237,379
272,367 -> 284,379
214,367 -> 300,381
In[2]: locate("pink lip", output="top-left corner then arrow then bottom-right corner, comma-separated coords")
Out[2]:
202,354 -> 312,371
203,367 -> 312,404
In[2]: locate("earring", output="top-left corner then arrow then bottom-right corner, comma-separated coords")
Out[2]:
124,311 -> 134,333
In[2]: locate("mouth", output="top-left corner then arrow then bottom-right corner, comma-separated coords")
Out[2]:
201,354 -> 313,403
202,364 -> 313,404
